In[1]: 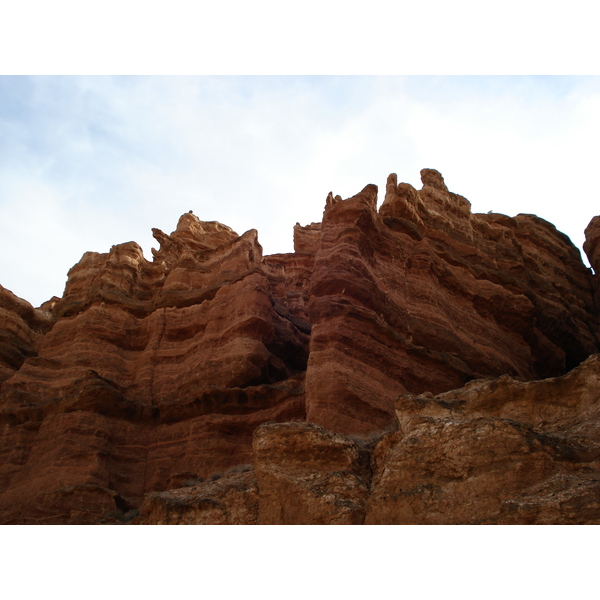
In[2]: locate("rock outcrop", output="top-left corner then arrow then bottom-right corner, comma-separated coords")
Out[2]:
0,285 -> 53,384
305,170 -> 597,435
137,354 -> 600,525
1,169 -> 600,524
366,352 -> 600,524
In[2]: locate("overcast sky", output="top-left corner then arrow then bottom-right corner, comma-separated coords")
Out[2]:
1,75 -> 599,307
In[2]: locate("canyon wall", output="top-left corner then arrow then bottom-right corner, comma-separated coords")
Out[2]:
1,169 -> 599,524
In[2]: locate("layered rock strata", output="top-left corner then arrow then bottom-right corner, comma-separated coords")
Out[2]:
139,354 -> 600,525
366,352 -> 600,524
0,285 -> 53,384
305,170 -> 597,434
0,214 -> 308,523
1,169 -> 600,524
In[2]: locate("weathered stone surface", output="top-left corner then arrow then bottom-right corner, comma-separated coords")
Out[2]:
0,394 -> 303,524
584,215 -> 600,321
583,215 -> 600,274
136,469 -> 258,525
365,353 -> 600,524
305,169 -> 598,435
232,354 -> 600,525
0,285 -> 54,384
1,169 -> 600,524
0,213 -> 307,524
253,422 -> 372,524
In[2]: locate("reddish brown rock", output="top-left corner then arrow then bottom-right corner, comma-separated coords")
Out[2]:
253,422 -> 372,524
137,353 -> 600,525
0,213 -> 307,523
0,285 -> 54,384
305,169 -> 598,435
583,215 -> 600,323
136,468 -> 258,525
365,353 -> 600,524
1,169 -> 600,524
583,215 -> 600,274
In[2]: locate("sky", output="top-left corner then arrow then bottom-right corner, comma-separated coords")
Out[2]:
1,75 -> 600,307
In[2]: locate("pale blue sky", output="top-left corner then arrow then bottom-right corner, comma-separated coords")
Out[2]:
1,75 -> 600,306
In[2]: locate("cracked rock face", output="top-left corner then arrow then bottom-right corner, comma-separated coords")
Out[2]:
138,356 -> 600,525
1,170 -> 600,524
364,354 -> 600,524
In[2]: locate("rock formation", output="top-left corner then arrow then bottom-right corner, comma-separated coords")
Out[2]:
1,168 -> 600,524
0,285 -> 53,384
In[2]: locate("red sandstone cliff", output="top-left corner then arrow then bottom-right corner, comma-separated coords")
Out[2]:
1,169 -> 599,524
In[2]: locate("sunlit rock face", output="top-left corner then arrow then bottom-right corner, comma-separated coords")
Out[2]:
305,168 -> 598,435
1,170 -> 600,524
0,285 -> 54,385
